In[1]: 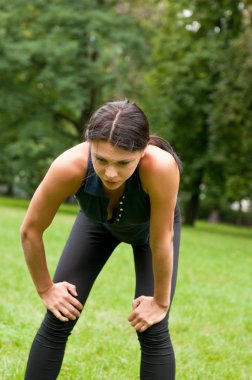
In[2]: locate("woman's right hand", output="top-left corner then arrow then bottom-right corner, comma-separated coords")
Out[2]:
40,282 -> 83,322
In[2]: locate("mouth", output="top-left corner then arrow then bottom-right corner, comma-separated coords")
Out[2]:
104,180 -> 118,185
103,179 -> 122,187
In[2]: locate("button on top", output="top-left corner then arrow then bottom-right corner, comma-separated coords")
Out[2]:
115,195 -> 126,223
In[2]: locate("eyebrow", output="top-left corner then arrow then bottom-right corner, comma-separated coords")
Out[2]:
94,153 -> 133,164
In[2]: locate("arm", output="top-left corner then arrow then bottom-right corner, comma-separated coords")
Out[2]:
149,162 -> 178,309
20,145 -> 87,321
128,147 -> 180,331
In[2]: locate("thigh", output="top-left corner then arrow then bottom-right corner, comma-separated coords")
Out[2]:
53,210 -> 120,305
132,220 -> 181,305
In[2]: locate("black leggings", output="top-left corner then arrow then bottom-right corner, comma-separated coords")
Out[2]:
24,211 -> 181,380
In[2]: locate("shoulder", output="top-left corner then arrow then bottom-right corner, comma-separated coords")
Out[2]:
51,142 -> 89,178
42,141 -> 90,195
22,142 -> 90,230
139,145 -> 180,198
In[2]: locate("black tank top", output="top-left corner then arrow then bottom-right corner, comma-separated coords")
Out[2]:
75,154 -> 150,245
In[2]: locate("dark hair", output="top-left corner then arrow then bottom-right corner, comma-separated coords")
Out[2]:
85,100 -> 181,171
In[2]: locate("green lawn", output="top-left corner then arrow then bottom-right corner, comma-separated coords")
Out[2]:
0,202 -> 251,380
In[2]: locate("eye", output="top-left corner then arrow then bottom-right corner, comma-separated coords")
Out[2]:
96,157 -> 107,165
117,161 -> 130,166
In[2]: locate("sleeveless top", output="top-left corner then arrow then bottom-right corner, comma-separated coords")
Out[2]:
75,154 -> 180,245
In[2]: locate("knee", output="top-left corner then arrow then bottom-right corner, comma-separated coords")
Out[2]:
137,320 -> 171,354
36,311 -> 78,348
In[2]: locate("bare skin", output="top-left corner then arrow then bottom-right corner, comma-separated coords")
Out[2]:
20,140 -> 179,330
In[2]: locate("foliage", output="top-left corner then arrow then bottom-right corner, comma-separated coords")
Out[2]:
144,0 -> 252,224
208,24 -> 252,204
0,0 -> 148,195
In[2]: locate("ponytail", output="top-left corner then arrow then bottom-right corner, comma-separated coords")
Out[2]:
149,135 -> 182,173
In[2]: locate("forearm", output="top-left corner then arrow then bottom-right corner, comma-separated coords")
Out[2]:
150,239 -> 173,308
20,228 -> 53,295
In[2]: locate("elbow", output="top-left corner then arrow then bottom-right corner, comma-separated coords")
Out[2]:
20,220 -> 43,244
20,222 -> 38,253
20,222 -> 39,264
20,224 -> 29,262
20,222 -> 30,251
150,231 -> 174,253
150,239 -> 173,255
20,221 -> 28,242
20,223 -> 26,243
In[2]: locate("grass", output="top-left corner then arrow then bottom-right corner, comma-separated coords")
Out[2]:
0,200 -> 251,379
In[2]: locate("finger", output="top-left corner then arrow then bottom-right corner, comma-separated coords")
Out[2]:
134,321 -> 146,332
70,297 -> 83,312
128,308 -> 143,323
65,282 -> 78,297
128,310 -> 137,322
64,293 -> 83,312
51,307 -> 69,322
130,315 -> 144,328
128,313 -> 133,322
64,284 -> 83,311
138,324 -> 148,333
129,312 -> 142,327
59,306 -> 77,321
60,309 -> 77,321
66,303 -> 81,318
132,297 -> 142,310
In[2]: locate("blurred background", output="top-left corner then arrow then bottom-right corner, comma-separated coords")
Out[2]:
0,0 -> 251,227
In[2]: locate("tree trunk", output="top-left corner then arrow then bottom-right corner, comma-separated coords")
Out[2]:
183,169 -> 204,226
236,199 -> 243,226
79,84 -> 97,136
208,209 -> 220,224
184,191 -> 200,226
78,50 -> 98,138
2,183 -> 13,197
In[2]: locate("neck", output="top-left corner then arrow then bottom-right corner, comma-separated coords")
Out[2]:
102,183 -> 125,198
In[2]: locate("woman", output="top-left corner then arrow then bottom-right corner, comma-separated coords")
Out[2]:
21,100 -> 181,380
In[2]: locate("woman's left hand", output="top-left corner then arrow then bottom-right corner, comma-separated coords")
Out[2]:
128,296 -> 168,332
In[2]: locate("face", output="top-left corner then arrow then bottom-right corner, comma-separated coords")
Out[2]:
91,140 -> 144,192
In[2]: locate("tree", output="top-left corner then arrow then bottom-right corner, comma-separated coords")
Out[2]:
0,0 -> 149,195
144,0 -> 251,224
207,18 -> 252,216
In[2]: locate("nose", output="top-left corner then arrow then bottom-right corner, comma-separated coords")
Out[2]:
105,165 -> 117,179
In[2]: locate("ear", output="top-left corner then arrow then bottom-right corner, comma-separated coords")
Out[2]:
140,149 -> 146,158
